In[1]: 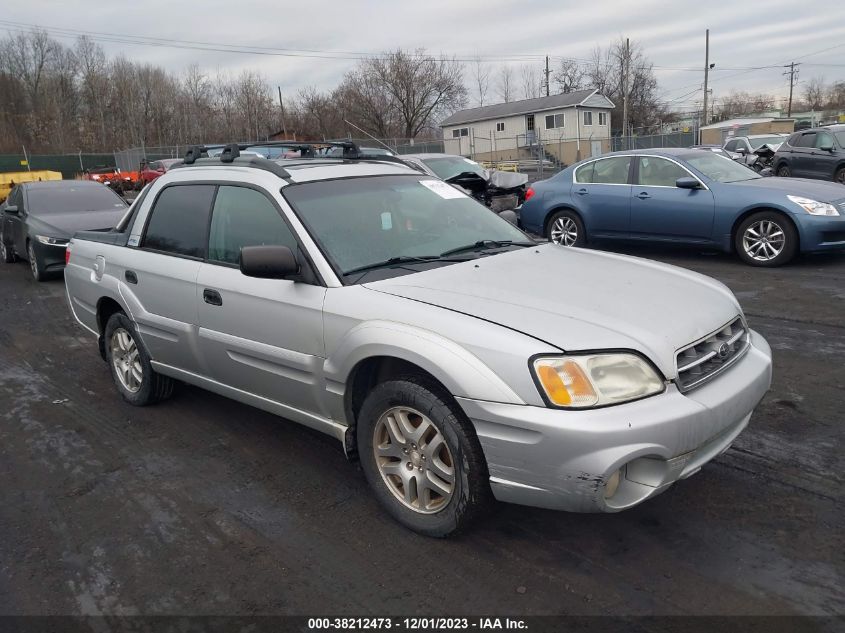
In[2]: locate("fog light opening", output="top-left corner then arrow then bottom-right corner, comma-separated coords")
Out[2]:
604,469 -> 622,499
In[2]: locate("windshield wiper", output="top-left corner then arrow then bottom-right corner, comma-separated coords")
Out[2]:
343,255 -> 464,276
439,239 -> 536,257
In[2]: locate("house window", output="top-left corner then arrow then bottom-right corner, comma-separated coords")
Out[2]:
451,127 -> 469,138
583,111 -> 593,126
598,112 -> 607,126
496,122 -> 505,132
544,113 -> 564,129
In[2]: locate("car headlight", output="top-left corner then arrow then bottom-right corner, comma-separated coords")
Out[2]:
787,195 -> 839,216
532,353 -> 665,408
35,235 -> 69,246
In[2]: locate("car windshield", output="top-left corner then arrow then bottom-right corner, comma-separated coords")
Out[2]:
28,185 -> 127,214
421,157 -> 486,181
685,153 -> 761,183
749,136 -> 784,149
284,175 -> 528,279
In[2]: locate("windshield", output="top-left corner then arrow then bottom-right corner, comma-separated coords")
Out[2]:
421,156 -> 486,181
28,185 -> 127,214
685,153 -> 761,183
284,175 -> 528,278
749,136 -> 785,149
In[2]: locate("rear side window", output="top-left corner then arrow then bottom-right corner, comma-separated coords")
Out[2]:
785,133 -> 801,146
576,156 -> 631,184
724,139 -> 738,151
142,185 -> 215,258
208,186 -> 298,265
796,133 -> 816,148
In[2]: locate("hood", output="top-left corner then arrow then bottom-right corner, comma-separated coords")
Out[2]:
29,208 -> 126,238
364,244 -> 742,378
730,176 -> 845,202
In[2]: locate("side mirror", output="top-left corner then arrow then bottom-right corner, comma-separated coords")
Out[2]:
819,142 -> 834,152
4,204 -> 18,214
240,245 -> 299,279
676,177 -> 702,189
735,147 -> 747,155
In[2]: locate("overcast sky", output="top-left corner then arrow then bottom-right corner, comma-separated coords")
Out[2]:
4,0 -> 844,112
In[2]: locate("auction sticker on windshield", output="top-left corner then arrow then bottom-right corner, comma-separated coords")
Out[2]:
419,179 -> 465,199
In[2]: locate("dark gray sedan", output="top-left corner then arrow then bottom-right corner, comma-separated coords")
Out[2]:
1,180 -> 128,281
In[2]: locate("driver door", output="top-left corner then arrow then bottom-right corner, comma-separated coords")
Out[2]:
196,184 -> 327,416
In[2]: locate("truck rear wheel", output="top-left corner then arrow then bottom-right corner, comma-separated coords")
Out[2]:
104,312 -> 175,406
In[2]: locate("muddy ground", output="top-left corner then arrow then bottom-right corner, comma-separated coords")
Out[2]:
0,242 -> 842,620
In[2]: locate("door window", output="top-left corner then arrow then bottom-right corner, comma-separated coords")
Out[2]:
637,157 -> 689,187
142,184 -> 215,258
724,139 -> 738,152
208,186 -> 298,266
814,132 -> 834,149
575,156 -> 631,184
796,133 -> 817,148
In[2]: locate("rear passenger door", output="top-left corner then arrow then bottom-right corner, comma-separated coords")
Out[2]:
196,185 -> 327,417
790,132 -> 817,177
122,184 -> 215,374
810,131 -> 838,180
570,155 -> 633,239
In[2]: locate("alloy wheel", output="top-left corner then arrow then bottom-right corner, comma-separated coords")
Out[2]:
110,328 -> 143,393
372,406 -> 455,514
28,243 -> 39,279
742,219 -> 785,262
550,216 -> 578,246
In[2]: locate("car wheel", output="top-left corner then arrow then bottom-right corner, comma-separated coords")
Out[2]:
357,377 -> 492,537
1,237 -> 16,263
104,312 -> 175,406
735,212 -> 797,267
777,164 -> 791,178
547,210 -> 586,246
27,241 -> 46,281
835,167 -> 845,184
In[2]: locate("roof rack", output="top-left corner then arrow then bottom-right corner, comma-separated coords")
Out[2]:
172,140 -> 421,175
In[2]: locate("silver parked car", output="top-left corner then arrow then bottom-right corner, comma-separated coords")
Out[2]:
64,145 -> 773,536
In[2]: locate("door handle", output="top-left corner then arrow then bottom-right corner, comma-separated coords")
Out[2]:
203,288 -> 222,306
125,270 -> 138,284
575,188 -> 588,195
636,192 -> 652,199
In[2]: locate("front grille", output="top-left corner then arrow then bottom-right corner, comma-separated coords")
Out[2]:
675,316 -> 749,392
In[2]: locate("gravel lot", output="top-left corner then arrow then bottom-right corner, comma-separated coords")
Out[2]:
0,243 -> 842,619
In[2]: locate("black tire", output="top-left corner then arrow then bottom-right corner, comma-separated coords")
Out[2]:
27,240 -> 46,281
357,376 -> 492,537
735,211 -> 798,267
1,235 -> 15,263
546,209 -> 586,246
103,312 -> 175,406
835,166 -> 845,185
776,163 -> 791,178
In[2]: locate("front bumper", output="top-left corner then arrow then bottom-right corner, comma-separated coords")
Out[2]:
32,240 -> 68,271
456,330 -> 772,513
795,214 -> 845,252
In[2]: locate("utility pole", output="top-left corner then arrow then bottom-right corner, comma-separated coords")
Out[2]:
622,37 -> 629,148
277,86 -> 288,139
783,62 -> 799,117
703,29 -> 710,126
544,55 -> 550,97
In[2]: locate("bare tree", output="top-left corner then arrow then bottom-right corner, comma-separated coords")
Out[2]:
520,64 -> 542,100
496,65 -> 515,103
554,58 -> 584,94
804,76 -> 826,110
827,81 -> 845,109
471,57 -> 490,106
369,49 -> 466,138
338,67 -> 395,137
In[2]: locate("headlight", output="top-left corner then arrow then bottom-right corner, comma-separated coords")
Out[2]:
533,353 -> 664,409
787,195 -> 839,216
35,235 -> 69,246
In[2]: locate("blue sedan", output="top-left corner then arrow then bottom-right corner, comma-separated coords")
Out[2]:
519,148 -> 845,266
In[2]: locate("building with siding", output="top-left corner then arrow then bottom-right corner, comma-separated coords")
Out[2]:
440,89 -> 614,165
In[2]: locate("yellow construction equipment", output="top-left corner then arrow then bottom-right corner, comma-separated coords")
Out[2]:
0,170 -> 63,202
